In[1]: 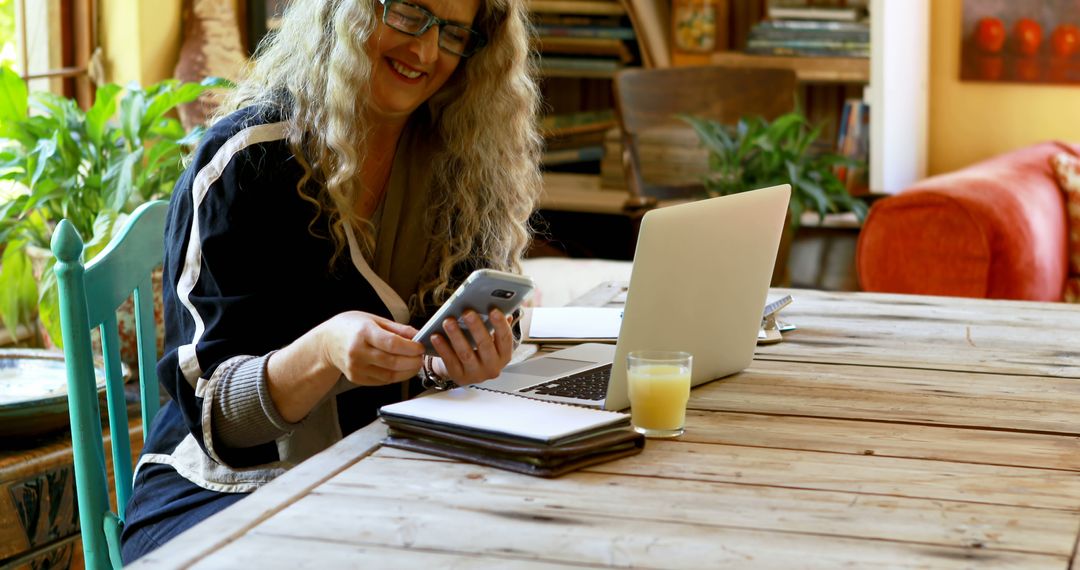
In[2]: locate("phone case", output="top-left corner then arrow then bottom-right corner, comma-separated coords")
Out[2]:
413,269 -> 535,355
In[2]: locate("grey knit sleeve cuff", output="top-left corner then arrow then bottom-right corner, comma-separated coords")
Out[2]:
210,352 -> 303,450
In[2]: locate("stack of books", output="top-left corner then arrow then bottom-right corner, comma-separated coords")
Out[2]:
746,0 -> 870,58
599,126 -> 709,191
541,109 -> 616,169
531,0 -> 639,78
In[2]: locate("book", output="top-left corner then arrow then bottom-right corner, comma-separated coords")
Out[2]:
535,24 -> 637,40
744,45 -> 869,58
536,36 -> 634,62
767,6 -> 867,21
755,18 -> 870,33
532,13 -> 623,28
835,98 -> 869,195
379,388 -> 644,477
543,144 -> 605,166
540,109 -> 617,138
529,0 -> 626,16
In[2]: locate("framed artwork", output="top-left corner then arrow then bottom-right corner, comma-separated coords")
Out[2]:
961,0 -> 1080,84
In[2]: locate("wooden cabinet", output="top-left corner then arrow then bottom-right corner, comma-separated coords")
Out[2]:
0,419 -> 143,569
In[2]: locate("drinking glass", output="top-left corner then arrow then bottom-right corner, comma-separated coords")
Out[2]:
626,351 -> 692,438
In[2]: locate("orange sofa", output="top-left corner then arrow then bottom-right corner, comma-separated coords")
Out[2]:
857,141 -> 1080,301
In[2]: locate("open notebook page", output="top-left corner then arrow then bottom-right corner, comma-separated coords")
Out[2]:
379,387 -> 629,444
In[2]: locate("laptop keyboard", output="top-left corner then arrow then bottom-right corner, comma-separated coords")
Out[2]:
522,363 -> 612,401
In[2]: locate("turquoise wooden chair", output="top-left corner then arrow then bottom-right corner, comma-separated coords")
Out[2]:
52,200 -> 167,570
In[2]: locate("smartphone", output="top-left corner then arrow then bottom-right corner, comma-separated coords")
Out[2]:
412,269 -> 535,356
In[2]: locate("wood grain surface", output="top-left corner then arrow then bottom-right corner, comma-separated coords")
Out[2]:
133,289 -> 1080,569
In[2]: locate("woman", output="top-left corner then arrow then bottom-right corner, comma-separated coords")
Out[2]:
121,0 -> 541,561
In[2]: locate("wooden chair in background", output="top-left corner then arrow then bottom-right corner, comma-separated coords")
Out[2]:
52,200 -> 167,569
613,65 -> 798,200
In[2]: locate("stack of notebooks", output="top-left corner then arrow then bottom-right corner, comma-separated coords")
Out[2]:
379,387 -> 644,478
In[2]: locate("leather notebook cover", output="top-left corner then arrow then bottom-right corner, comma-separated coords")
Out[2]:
379,386 -> 645,477
383,421 -> 645,478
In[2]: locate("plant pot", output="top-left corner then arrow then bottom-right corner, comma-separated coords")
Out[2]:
25,245 -> 165,377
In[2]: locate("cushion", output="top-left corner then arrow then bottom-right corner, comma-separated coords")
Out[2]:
857,142 -> 1073,301
1049,152 -> 1080,302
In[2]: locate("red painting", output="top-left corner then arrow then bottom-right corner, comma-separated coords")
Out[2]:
961,0 -> 1080,84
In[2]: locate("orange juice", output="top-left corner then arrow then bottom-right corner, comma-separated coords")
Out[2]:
628,364 -> 691,436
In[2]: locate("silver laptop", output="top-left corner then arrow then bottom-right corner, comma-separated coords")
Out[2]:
478,184 -> 791,410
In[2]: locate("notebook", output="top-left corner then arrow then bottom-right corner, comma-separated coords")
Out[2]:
521,307 -> 622,344
379,388 -> 644,477
379,387 -> 629,445
477,184 -> 791,410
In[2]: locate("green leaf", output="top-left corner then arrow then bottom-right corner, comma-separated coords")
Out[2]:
37,263 -> 62,350
29,136 -> 58,187
177,126 -> 206,147
797,178 -> 830,216
851,198 -> 870,221
148,116 -> 186,140
30,92 -> 79,126
82,209 -> 120,262
0,240 -> 37,338
788,193 -> 805,231
142,81 -> 210,133
104,147 -> 143,212
200,76 -> 235,89
120,88 -> 146,149
86,83 -> 122,146
678,114 -> 730,157
0,66 -> 27,124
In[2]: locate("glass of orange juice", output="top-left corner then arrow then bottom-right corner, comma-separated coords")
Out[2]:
627,351 -> 692,438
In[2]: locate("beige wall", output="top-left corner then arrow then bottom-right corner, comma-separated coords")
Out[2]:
95,0 -> 1079,175
100,0 -> 183,86
929,0 -> 1080,175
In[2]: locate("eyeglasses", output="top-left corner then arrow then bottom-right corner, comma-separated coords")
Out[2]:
377,0 -> 487,58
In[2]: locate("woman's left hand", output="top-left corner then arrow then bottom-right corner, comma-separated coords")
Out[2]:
431,308 -> 514,385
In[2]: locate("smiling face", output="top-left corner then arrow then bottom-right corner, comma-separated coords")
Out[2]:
365,0 -> 482,124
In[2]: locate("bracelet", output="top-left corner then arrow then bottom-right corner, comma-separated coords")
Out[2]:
420,355 -> 456,391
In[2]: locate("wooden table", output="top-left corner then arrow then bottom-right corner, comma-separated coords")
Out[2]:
135,288 -> 1080,569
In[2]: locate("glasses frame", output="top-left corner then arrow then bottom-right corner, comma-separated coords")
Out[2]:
377,0 -> 488,58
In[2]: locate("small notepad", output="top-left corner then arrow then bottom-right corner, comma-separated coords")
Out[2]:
379,387 -> 629,445
523,307 -> 622,343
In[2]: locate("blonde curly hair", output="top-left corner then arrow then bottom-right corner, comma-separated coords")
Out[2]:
216,0 -> 542,307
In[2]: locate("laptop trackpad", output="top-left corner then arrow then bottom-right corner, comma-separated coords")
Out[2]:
503,357 -> 595,377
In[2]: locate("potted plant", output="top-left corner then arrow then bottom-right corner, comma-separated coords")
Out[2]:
680,110 -> 869,226
0,66 -> 227,349
680,110 -> 869,285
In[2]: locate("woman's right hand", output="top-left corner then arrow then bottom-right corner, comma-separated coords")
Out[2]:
320,311 -> 425,386
268,311 -> 424,423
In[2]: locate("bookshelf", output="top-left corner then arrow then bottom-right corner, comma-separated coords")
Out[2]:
530,0 -> 642,175
690,0 -> 927,195
530,0 -> 627,17
707,52 -> 868,83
